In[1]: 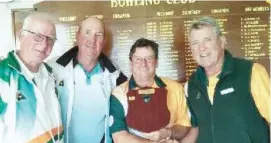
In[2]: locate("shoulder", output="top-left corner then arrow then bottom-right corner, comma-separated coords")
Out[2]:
232,57 -> 253,67
112,81 -> 129,97
252,63 -> 267,72
46,56 -> 63,68
160,77 -> 184,90
46,56 -> 71,79
111,81 -> 130,104
0,57 -> 13,82
251,62 -> 269,79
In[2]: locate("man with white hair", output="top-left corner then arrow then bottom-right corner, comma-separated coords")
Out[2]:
0,13 -> 63,143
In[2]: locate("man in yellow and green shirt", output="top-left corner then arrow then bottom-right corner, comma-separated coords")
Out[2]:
185,16 -> 270,143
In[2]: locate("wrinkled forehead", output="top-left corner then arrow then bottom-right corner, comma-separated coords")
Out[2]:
26,18 -> 56,38
79,18 -> 104,33
133,46 -> 155,56
190,25 -> 217,36
189,25 -> 217,40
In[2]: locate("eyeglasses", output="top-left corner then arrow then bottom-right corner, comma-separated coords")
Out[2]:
23,29 -> 57,45
132,56 -> 156,64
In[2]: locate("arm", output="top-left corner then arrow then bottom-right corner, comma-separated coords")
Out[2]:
251,63 -> 270,123
170,125 -> 190,140
110,94 -> 155,143
0,73 -> 12,141
180,127 -> 198,143
0,94 -> 7,141
170,82 -> 191,140
113,130 -> 155,143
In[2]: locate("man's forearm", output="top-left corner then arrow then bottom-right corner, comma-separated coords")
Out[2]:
180,127 -> 198,143
169,125 -> 190,140
113,130 -> 155,143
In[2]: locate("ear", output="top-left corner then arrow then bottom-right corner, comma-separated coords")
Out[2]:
103,30 -> 107,45
129,60 -> 133,73
219,35 -> 227,49
18,29 -> 23,39
103,37 -> 106,46
155,59 -> 158,68
76,31 -> 79,42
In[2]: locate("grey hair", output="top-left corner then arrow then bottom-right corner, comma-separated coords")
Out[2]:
22,12 -> 56,37
189,16 -> 222,36
77,16 -> 105,34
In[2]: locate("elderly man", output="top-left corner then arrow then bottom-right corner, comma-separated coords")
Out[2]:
110,38 -> 191,143
185,16 -> 270,143
0,13 -> 63,143
50,17 -> 126,143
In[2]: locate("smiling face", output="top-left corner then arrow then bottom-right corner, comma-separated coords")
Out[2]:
19,17 -> 56,65
189,26 -> 226,75
76,17 -> 105,63
130,46 -> 157,87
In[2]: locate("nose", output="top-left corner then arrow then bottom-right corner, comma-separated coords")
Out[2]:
141,58 -> 148,66
39,37 -> 49,47
89,34 -> 97,43
198,42 -> 206,51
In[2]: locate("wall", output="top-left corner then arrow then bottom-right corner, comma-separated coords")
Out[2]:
0,1 -> 39,58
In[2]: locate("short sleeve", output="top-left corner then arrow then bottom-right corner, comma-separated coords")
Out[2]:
167,80 -> 191,127
250,63 -> 270,122
109,95 -> 128,134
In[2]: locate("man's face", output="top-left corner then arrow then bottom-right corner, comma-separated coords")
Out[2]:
130,47 -> 157,81
76,18 -> 105,61
189,26 -> 225,70
19,19 -> 56,64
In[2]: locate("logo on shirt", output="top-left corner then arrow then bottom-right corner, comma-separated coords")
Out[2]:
220,87 -> 234,95
16,91 -> 26,101
59,80 -> 64,86
128,96 -> 135,101
196,92 -> 201,99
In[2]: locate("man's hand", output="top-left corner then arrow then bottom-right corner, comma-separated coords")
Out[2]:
165,140 -> 179,143
142,128 -> 172,141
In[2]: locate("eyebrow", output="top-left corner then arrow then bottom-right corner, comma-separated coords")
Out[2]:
133,55 -> 154,58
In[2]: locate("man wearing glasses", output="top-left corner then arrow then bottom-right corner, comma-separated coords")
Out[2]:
0,13 -> 63,143
110,38 -> 191,143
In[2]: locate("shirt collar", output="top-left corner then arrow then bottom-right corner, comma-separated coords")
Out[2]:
14,52 -> 49,81
56,46 -> 118,73
14,52 -> 35,80
128,75 -> 166,89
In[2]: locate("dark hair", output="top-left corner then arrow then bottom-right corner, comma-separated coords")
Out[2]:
129,38 -> 159,61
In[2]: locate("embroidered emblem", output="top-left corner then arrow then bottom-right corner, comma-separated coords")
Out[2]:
196,92 -> 201,99
16,91 -> 26,101
128,96 -> 135,101
220,87 -> 234,95
59,80 -> 64,86
142,95 -> 151,103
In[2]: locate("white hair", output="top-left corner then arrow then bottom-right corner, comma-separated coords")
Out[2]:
22,12 -> 56,37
